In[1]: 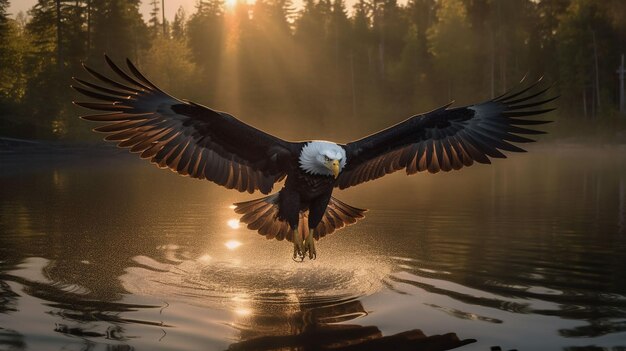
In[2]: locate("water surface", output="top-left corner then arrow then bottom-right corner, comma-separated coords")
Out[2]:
1,144 -> 625,350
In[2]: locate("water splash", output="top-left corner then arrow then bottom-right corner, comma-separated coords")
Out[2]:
121,248 -> 392,311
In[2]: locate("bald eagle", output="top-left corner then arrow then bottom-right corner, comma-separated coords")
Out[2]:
73,56 -> 555,261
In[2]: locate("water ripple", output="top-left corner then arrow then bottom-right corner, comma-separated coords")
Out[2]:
386,253 -> 626,340
122,252 -> 392,310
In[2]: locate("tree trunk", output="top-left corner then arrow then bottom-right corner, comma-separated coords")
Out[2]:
497,1 -> 506,92
350,51 -> 357,119
86,0 -> 91,54
162,0 -> 166,36
617,54 -> 626,113
582,87 -> 587,118
618,178 -> 626,233
592,30 -> 601,110
56,0 -> 62,70
490,29 -> 495,98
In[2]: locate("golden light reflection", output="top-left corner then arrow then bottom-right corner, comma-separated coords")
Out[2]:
198,254 -> 212,262
234,308 -> 252,316
52,169 -> 67,191
231,294 -> 252,317
228,205 -> 236,209
225,240 -> 242,250
227,219 -> 240,229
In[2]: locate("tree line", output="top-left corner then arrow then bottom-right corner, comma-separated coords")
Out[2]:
0,0 -> 625,140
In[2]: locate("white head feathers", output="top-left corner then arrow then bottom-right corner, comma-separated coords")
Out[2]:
299,141 -> 347,176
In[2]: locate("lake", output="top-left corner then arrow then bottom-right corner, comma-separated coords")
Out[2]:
1,144 -> 625,351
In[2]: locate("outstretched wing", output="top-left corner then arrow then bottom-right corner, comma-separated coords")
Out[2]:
73,55 -> 296,194
337,81 -> 556,189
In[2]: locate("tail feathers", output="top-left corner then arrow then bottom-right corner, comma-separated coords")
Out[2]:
233,193 -> 293,241
233,194 -> 367,242
317,197 -> 367,239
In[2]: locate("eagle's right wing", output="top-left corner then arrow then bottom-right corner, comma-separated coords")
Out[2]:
73,56 -> 297,194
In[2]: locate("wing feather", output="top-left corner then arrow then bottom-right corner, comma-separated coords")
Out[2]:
74,55 -> 295,194
337,81 -> 555,189
72,77 -> 133,98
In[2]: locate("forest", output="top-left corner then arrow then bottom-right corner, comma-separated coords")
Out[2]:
0,0 -> 625,141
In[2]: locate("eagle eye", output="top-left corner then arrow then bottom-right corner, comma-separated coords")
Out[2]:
324,155 -> 331,162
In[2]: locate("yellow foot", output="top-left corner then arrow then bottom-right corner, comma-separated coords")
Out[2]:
292,229 -> 305,262
303,229 -> 317,260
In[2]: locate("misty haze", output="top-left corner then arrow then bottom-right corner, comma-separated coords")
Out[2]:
1,0 -> 626,351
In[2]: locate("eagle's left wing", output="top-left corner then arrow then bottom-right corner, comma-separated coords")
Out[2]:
336,81 -> 556,190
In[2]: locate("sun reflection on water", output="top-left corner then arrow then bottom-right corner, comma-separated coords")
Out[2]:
227,219 -> 241,229
234,308 -> 252,316
225,240 -> 242,250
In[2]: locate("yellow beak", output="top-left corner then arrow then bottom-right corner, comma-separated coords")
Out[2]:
330,160 -> 340,179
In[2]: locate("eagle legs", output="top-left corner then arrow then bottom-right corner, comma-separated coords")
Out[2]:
304,229 -> 317,260
292,228 -> 317,261
233,189 -> 366,261
292,229 -> 305,261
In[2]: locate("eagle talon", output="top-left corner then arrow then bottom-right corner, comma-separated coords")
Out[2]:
304,230 -> 317,260
292,230 -> 305,261
293,246 -> 304,261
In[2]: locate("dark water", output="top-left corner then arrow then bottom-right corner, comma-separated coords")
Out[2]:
1,144 -> 625,351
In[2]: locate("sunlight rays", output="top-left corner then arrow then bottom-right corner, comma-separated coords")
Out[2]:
225,0 -> 238,9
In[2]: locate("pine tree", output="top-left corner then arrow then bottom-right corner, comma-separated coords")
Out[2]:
350,0 -> 374,116
404,0 -> 436,91
186,0 -> 224,102
371,0 -> 407,82
0,0 -> 11,75
0,1 -> 28,103
187,0 -> 224,67
22,0 -> 72,137
238,0 -> 294,112
0,14 -> 30,137
90,0 -> 148,65
149,0 -> 161,37
427,0 -> 479,102
535,0 -> 570,78
171,6 -> 186,41
557,0 -> 618,117
294,0 -> 332,109
328,0 -> 352,113
0,0 -> 8,38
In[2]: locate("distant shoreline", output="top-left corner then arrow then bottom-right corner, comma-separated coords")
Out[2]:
2,136 -> 625,159
0,137 -> 124,156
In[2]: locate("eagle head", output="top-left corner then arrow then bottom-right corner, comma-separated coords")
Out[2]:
299,141 -> 346,178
